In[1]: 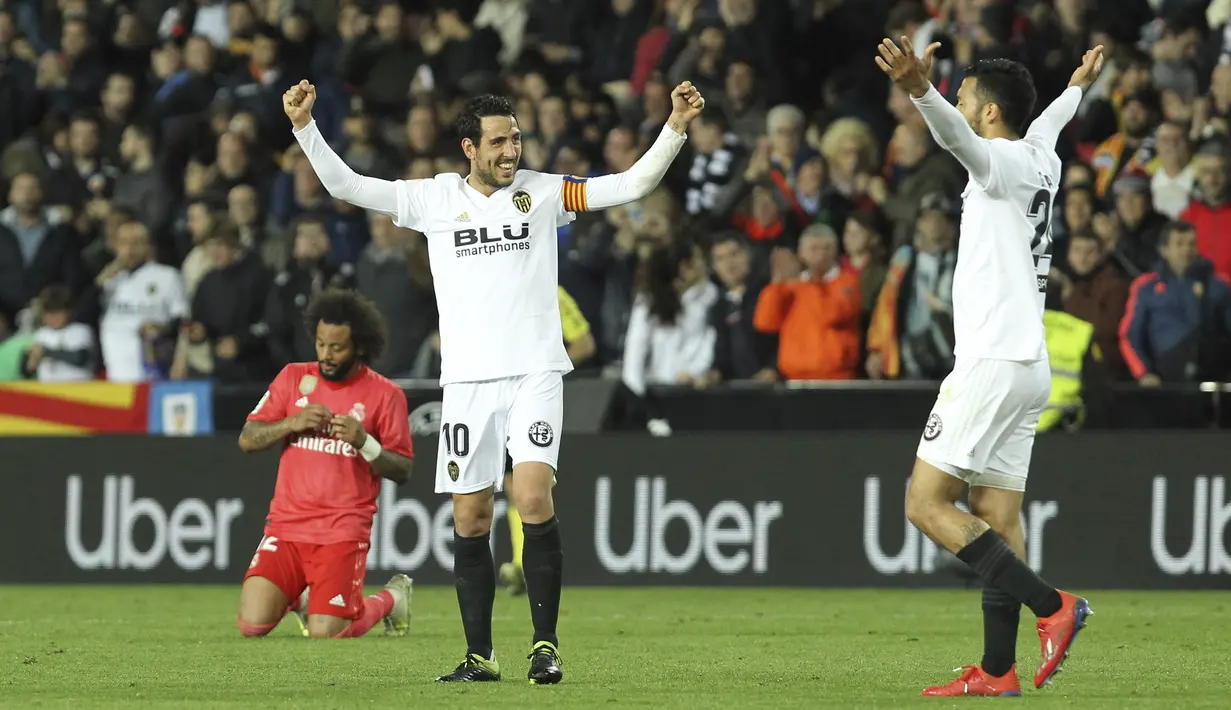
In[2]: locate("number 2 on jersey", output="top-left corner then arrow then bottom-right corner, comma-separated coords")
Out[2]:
1026,189 -> 1053,250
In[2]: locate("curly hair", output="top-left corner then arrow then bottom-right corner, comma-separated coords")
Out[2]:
455,94 -> 516,145
302,289 -> 387,364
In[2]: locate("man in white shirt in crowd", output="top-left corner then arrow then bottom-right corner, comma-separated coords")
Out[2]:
283,76 -> 705,683
877,37 -> 1101,697
1150,120 -> 1195,220
26,285 -> 95,381
98,219 -> 188,381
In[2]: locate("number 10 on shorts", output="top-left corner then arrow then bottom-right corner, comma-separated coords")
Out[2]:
441,423 -> 470,457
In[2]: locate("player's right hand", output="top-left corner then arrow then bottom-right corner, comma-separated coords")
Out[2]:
283,80 -> 316,130
290,403 -> 332,433
875,36 -> 941,99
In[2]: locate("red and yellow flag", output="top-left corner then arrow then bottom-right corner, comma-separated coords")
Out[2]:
0,382 -> 149,436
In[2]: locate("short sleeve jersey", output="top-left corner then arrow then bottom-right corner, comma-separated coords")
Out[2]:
246,362 -> 413,545
390,170 -> 581,385
100,263 -> 188,381
954,136 -> 1058,362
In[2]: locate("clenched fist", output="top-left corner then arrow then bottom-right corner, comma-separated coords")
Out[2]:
283,80 -> 317,130
667,81 -> 706,135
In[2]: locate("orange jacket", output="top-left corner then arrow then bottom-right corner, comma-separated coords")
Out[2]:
753,269 -> 861,380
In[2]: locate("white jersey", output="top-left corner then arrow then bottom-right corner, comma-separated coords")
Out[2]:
292,120 -> 687,386
913,85 -> 1082,362
393,171 -> 575,385
34,323 -> 95,381
100,262 -> 188,382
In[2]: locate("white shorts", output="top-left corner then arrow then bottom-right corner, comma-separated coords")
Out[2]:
916,357 -> 1050,491
434,371 -> 564,495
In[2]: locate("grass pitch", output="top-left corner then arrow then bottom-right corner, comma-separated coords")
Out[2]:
1,586 -> 1227,708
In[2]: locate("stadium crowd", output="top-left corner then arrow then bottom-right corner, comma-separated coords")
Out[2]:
1,0 -> 1229,398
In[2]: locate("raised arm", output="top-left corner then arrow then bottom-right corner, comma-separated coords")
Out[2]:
875,38 -> 991,185
1027,47 -> 1104,147
284,80 -> 400,217
563,81 -> 706,213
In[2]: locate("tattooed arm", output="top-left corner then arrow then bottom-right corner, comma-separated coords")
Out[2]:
367,448 -> 414,485
238,404 -> 331,452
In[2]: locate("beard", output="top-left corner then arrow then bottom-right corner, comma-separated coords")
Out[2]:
319,354 -> 358,381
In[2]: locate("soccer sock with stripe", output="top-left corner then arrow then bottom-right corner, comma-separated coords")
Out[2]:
957,529 -> 1062,619
334,590 -> 395,638
453,531 -> 496,658
521,516 -> 563,647
980,587 -> 1021,676
508,504 -> 524,569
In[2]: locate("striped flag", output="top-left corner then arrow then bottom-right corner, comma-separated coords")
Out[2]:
0,382 -> 150,436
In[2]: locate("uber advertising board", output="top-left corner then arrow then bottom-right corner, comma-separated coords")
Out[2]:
0,433 -> 1227,588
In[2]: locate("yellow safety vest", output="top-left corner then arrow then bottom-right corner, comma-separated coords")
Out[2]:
1039,310 -> 1096,432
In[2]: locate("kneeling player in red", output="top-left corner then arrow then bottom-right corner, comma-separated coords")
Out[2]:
236,289 -> 415,639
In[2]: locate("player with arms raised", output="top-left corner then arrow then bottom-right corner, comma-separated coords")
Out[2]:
236,290 -> 414,640
282,78 -> 705,683
876,38 -> 1103,696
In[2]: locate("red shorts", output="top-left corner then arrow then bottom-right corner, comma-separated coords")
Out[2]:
244,535 -> 369,620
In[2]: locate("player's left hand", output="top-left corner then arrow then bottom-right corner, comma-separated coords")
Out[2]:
668,81 -> 705,131
330,415 -> 368,448
1068,45 -> 1105,91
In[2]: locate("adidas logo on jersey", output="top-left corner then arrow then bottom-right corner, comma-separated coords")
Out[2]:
295,396 -> 308,408
328,594 -> 346,607
455,212 -> 470,222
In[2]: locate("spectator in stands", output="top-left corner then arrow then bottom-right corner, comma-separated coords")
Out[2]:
622,239 -> 717,394
0,172 -> 80,332
1050,230 -> 1131,381
1091,88 -> 1161,197
98,73 -> 137,164
264,215 -> 353,367
721,59 -> 767,146
1111,173 -> 1168,274
113,124 -> 172,243
338,2 -> 422,119
1058,184 -> 1096,246
702,232 -> 777,386
357,213 -> 437,379
211,131 -> 261,203
96,219 -> 187,382
147,35 -> 221,124
682,107 -> 746,217
819,117 -> 879,215
1120,221 -> 1231,386
1151,121 -> 1195,220
227,184 -> 275,266
841,210 -> 889,330
272,150 -> 333,229
866,193 -> 957,382
754,223 -> 860,381
25,284 -> 94,381
1077,46 -> 1154,145
879,121 -> 965,249
1180,147 -> 1231,282
186,228 -> 271,383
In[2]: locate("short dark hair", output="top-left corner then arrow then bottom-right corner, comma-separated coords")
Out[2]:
1160,220 -> 1196,246
303,289 -> 388,364
711,231 -> 748,251
40,284 -> 73,312
455,94 -> 516,144
965,59 -> 1037,135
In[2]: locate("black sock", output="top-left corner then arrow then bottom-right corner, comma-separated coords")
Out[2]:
981,587 -> 1021,677
522,516 -> 563,648
956,529 -> 1062,618
453,531 -> 495,658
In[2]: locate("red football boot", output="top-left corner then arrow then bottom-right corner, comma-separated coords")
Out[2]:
1034,590 -> 1093,688
921,665 -> 1022,697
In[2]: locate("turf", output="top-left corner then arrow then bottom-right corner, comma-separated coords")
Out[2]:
0,586 -> 1226,708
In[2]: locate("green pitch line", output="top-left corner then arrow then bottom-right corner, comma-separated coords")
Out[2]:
0,586 -> 1227,709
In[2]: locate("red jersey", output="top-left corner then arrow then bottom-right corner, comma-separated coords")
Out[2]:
247,362 -> 413,545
